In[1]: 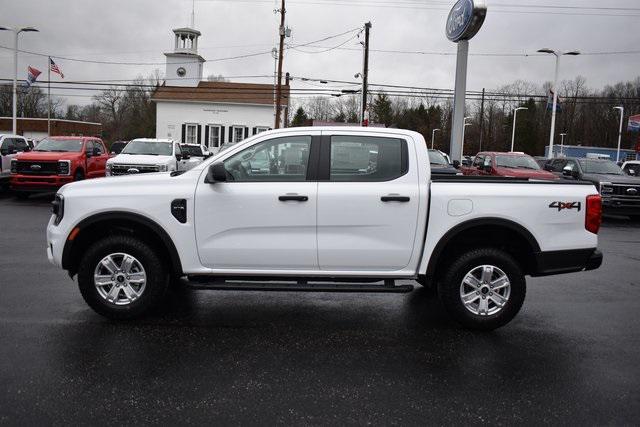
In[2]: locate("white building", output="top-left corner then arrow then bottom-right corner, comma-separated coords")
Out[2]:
152,25 -> 287,149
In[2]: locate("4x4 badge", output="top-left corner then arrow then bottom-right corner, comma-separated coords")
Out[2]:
549,201 -> 581,212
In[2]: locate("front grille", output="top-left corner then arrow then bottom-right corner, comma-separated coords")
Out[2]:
110,164 -> 160,176
610,184 -> 640,198
15,161 -> 58,175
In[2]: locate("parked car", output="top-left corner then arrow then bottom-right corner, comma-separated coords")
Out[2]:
181,143 -> 211,169
10,136 -> 108,197
106,139 -> 192,176
428,149 -> 461,176
621,160 -> 640,177
109,141 -> 129,155
461,152 -> 557,180
47,127 -> 602,330
544,157 -> 640,219
0,134 -> 31,189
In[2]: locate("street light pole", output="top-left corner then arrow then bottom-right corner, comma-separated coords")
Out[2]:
614,106 -> 624,163
431,128 -> 441,149
0,26 -> 39,135
510,107 -> 528,152
461,117 -> 471,158
538,48 -> 580,159
559,133 -> 567,156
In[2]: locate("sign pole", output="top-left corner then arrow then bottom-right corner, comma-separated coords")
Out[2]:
445,0 -> 486,162
449,40 -> 468,162
47,56 -> 51,137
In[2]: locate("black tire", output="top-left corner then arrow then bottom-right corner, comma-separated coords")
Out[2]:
438,248 -> 526,331
74,169 -> 85,181
77,234 -> 168,320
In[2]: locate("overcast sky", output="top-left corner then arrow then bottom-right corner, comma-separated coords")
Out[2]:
1,0 -> 639,107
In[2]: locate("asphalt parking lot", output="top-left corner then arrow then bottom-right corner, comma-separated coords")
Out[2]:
0,192 -> 638,425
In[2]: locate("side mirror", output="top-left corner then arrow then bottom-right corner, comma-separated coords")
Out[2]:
182,152 -> 190,160
205,162 -> 227,183
562,166 -> 578,178
93,147 -> 100,156
175,153 -> 182,161
452,160 -> 460,169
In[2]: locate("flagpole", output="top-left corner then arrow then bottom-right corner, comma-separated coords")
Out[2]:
47,56 -> 51,137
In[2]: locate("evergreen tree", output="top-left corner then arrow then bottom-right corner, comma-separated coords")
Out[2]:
291,107 -> 309,127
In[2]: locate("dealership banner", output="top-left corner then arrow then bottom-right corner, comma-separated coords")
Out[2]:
629,114 -> 640,132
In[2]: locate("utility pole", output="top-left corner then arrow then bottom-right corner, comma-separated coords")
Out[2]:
284,72 -> 290,128
478,88 -> 485,152
274,0 -> 286,129
360,22 -> 372,126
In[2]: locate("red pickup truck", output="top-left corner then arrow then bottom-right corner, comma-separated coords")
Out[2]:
11,136 -> 109,197
461,152 -> 557,180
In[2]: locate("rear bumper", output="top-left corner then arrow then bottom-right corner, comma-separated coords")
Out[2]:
531,248 -> 602,277
10,174 -> 74,192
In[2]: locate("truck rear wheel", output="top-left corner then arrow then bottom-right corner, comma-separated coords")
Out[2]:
438,248 -> 526,331
77,234 -> 168,319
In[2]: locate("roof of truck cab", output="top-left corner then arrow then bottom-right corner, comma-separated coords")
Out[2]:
479,151 -> 533,156
257,126 -> 421,137
129,138 -> 174,143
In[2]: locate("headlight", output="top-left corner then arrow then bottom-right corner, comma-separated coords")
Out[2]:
57,160 -> 70,176
158,164 -> 168,172
599,182 -> 613,195
10,159 -> 17,174
105,163 -> 112,176
52,193 -> 64,225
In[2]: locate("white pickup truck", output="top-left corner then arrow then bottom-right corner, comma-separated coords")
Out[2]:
106,138 -> 197,176
47,127 -> 603,330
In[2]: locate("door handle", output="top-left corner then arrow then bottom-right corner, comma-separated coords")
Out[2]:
381,195 -> 410,202
279,195 -> 308,202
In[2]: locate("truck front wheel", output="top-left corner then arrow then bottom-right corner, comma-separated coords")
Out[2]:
77,234 -> 168,319
438,248 -> 526,331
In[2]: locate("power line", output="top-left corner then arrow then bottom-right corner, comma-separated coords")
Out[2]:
0,27 -> 364,66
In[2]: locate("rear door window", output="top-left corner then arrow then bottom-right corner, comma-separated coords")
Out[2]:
328,135 -> 407,182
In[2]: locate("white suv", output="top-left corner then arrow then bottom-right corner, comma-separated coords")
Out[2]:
0,134 -> 30,188
106,138 -> 193,176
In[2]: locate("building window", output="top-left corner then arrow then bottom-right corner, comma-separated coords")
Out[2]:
232,126 -> 245,143
207,125 -> 222,148
185,123 -> 198,144
255,126 -> 270,135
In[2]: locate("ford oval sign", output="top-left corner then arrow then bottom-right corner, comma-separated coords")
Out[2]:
446,0 -> 487,42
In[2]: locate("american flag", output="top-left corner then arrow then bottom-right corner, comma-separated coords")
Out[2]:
49,57 -> 64,78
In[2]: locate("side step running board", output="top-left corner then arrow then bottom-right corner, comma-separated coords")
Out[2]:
185,279 -> 414,294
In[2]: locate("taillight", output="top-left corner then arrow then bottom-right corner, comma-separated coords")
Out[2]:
585,194 -> 602,234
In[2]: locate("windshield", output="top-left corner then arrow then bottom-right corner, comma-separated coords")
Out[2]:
578,159 -> 623,175
428,150 -> 449,166
34,138 -> 83,152
181,145 -> 204,156
495,155 -> 541,170
122,140 -> 173,156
